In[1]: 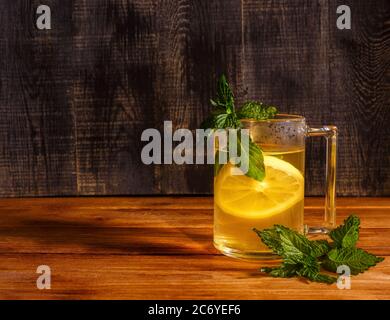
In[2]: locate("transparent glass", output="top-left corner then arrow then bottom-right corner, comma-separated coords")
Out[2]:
213,114 -> 337,260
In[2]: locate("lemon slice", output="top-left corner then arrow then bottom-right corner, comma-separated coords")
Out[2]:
215,156 -> 304,219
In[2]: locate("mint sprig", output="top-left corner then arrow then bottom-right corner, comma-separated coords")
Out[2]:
211,74 -> 235,115
201,75 -> 240,129
254,215 -> 384,284
201,75 -> 278,182
254,225 -> 337,283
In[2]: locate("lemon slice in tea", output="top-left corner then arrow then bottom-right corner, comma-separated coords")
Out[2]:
214,156 -> 304,219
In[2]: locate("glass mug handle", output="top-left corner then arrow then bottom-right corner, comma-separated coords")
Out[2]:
305,126 -> 338,234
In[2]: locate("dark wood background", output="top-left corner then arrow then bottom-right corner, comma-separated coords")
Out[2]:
0,0 -> 389,197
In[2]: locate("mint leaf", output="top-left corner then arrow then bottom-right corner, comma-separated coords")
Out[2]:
201,112 -> 240,129
215,74 -> 235,114
262,263 -> 336,284
253,227 -> 284,256
297,267 -> 337,284
235,136 -> 265,182
237,101 -> 278,120
201,75 -> 241,129
254,225 -> 331,260
296,256 -> 337,284
310,240 -> 332,258
311,273 -> 337,284
329,215 -> 360,248
261,257 -> 336,284
261,263 -> 300,278
202,75 -> 281,182
202,75 -> 271,182
274,225 -> 314,260
254,215 -> 384,284
322,247 -> 384,275
213,129 -> 265,180
255,225 -> 335,284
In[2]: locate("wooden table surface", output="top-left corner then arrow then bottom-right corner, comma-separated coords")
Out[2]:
0,197 -> 389,300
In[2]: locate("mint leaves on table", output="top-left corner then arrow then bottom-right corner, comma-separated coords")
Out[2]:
322,247 -> 383,275
328,214 -> 360,248
201,75 -> 277,181
254,215 -> 384,284
254,225 -> 337,284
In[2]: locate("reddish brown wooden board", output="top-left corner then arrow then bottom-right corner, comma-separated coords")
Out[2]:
0,197 -> 389,299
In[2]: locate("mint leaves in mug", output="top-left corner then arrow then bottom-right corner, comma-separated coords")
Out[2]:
201,75 -> 278,182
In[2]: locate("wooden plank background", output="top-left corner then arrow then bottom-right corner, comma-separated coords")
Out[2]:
0,0 -> 389,197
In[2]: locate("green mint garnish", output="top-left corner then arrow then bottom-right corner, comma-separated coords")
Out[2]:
237,101 -> 278,120
254,215 -> 384,284
201,75 -> 240,129
201,75 -> 278,181
235,135 -> 265,182
322,247 -> 384,275
254,225 -> 337,283
328,214 -> 360,248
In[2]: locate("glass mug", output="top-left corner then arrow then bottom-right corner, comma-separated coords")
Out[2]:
213,114 -> 337,259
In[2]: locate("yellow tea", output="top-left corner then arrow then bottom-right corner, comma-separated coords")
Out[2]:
214,145 -> 305,259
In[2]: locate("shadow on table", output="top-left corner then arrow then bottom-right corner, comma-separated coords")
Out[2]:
0,218 -> 215,255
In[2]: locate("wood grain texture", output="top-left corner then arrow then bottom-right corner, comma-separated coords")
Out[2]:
71,0 -> 157,195
242,0 -> 332,196
0,1 -> 389,196
242,0 -> 390,196
0,197 -> 389,299
327,0 -> 390,196
0,0 -> 77,196
154,0 -> 243,194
